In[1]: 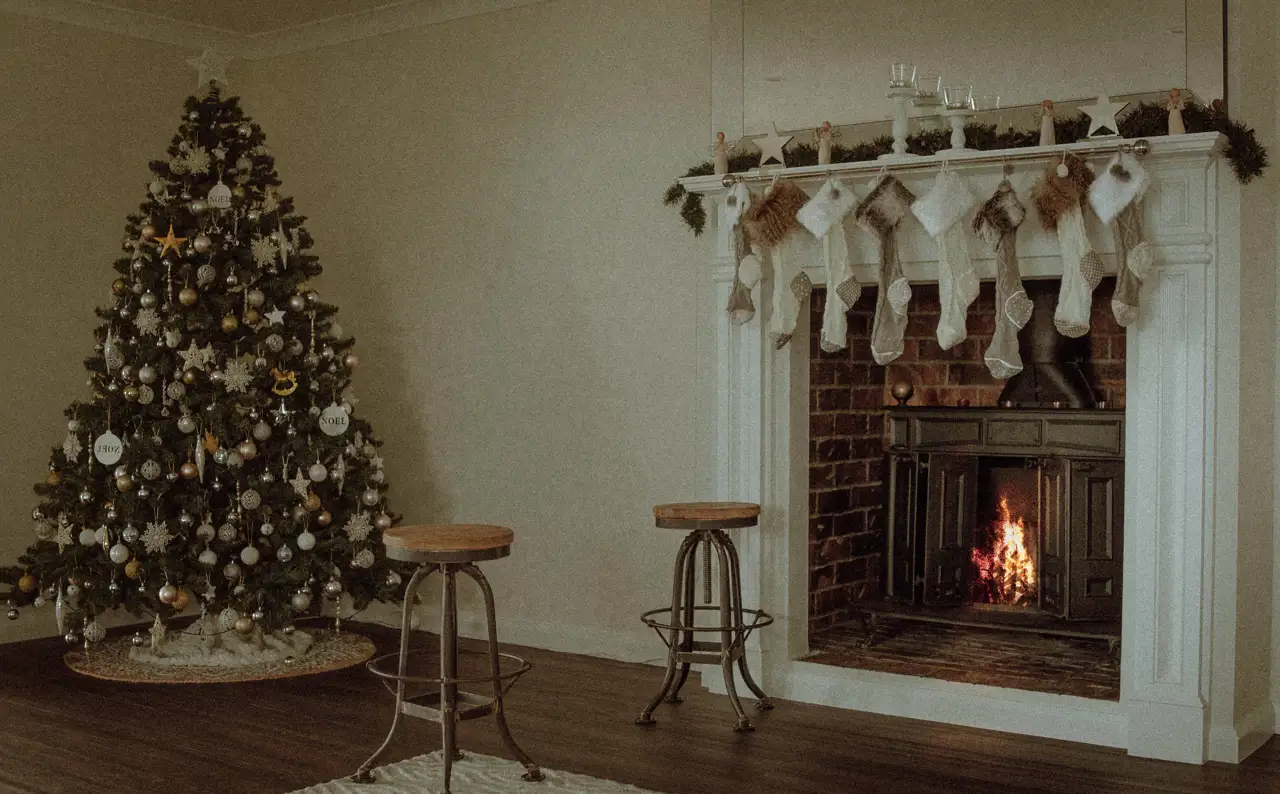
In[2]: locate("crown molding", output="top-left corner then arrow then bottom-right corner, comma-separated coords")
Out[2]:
0,0 -> 551,59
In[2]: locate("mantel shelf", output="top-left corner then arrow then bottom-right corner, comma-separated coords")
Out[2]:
678,132 -> 1225,197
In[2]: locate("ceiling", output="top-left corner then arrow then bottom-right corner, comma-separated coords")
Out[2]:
85,0 -> 400,35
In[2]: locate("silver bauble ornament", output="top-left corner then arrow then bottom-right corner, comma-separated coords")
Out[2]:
291,592 -> 311,611
226,451 -> 244,468
240,489 -> 261,510
386,571 -> 402,588
374,514 -> 393,531
137,365 -> 157,384
198,549 -> 218,566
362,488 -> 380,507
107,582 -> 120,594
276,544 -> 294,563
122,525 -> 140,543
266,334 -> 284,352
259,470 -> 276,485
177,414 -> 197,434
178,512 -> 194,527
65,584 -> 82,600
296,530 -> 316,551
287,295 -> 306,312
352,549 -> 375,569
65,632 -> 80,644
225,272 -> 239,288
323,579 -> 343,598
223,562 -> 242,580
217,523 -> 237,542
78,528 -> 97,546
282,624 -> 295,635
195,522 -> 215,541
286,338 -> 304,356
308,462 -> 327,482
136,486 -> 150,499
247,208 -> 262,222
79,488 -> 93,504
259,522 -> 274,537
193,233 -> 212,253
252,421 -> 272,441
235,156 -> 253,173
246,289 -> 265,308
291,505 -> 308,522
237,121 -> 252,137
240,546 -> 260,566
140,291 -> 158,309
131,632 -> 145,647
251,609 -> 265,622
157,584 -> 179,604
189,198 -> 207,216
213,448 -> 229,465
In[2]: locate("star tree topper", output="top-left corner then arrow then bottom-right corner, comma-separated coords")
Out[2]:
1080,94 -> 1129,138
752,122 -> 793,168
186,48 -> 233,90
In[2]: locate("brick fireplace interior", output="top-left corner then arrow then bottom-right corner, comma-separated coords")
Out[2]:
806,278 -> 1126,700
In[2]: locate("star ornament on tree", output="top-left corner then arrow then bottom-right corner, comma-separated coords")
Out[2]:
1080,95 -> 1129,138
155,225 -> 188,258
752,123 -> 794,168
186,48 -> 233,90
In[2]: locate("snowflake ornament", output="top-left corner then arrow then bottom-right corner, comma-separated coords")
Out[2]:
134,307 -> 161,336
185,146 -> 211,175
251,235 -> 278,267
142,521 -> 173,554
344,512 -> 373,543
62,433 -> 82,463
222,356 -> 253,393
54,519 -> 73,550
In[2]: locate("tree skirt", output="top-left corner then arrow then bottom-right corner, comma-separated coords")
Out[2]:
290,751 -> 661,794
64,630 -> 374,684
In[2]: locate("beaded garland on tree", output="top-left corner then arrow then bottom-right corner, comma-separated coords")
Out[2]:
1,85 -> 410,650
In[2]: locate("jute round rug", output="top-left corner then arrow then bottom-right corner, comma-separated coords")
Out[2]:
290,751 -> 661,794
64,630 -> 375,684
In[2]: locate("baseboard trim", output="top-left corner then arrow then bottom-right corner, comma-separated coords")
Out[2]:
1209,701 -> 1277,762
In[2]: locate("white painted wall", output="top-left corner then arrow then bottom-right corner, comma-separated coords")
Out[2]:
233,0 -> 717,661
0,13 -> 196,643
740,0 -> 1193,132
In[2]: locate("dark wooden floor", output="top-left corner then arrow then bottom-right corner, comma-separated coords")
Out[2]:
0,623 -> 1277,794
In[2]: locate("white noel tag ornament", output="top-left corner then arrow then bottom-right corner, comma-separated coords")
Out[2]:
93,432 -> 123,465
206,179 -> 233,210
319,403 -> 351,437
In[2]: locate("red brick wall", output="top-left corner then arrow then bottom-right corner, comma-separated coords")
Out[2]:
808,279 -> 1127,635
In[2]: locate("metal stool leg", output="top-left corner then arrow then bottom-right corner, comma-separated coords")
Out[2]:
666,533 -> 700,704
711,535 -> 753,732
717,529 -> 773,710
637,532 -> 698,725
353,564 -> 437,783
462,563 -> 544,782
441,565 -> 461,793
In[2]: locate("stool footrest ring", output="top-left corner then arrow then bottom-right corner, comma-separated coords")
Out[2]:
366,648 -> 532,694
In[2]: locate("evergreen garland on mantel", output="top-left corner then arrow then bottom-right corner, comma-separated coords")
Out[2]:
665,100 -> 1268,235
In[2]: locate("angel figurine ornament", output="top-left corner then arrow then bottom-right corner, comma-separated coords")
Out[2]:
714,132 -> 730,175
815,121 -> 835,166
1038,100 -> 1056,146
1166,88 -> 1186,135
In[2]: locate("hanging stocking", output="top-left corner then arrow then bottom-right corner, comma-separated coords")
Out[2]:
1088,152 -> 1152,327
973,180 -> 1033,379
1033,154 -> 1101,338
798,178 -> 859,352
744,180 -> 811,348
856,175 -> 916,365
723,182 -> 761,325
912,169 -> 979,350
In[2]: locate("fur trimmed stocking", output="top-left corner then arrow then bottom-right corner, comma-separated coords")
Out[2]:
912,169 -> 979,350
723,182 -> 761,325
745,180 -> 812,348
974,180 -> 1033,379
1089,153 -> 1152,327
1033,154 -> 1102,338
856,175 -> 916,365
798,178 -> 860,352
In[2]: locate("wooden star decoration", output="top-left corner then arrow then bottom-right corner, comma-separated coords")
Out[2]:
186,48 -> 232,90
155,224 -> 187,258
1080,95 -> 1129,137
752,123 -> 794,167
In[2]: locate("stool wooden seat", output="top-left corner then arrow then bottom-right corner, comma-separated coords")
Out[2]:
381,525 -> 514,564
352,523 -> 540,792
653,502 -> 760,530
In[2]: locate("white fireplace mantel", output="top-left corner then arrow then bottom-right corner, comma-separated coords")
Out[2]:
686,132 -> 1277,764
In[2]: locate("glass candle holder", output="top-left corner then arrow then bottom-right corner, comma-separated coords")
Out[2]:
943,84 -> 972,110
973,94 -> 1001,111
890,62 -> 916,89
915,74 -> 941,100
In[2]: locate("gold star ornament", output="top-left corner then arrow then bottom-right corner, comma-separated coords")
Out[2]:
155,224 -> 188,258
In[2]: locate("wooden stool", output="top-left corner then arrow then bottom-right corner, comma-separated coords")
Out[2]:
637,502 -> 774,731
352,525 -> 542,792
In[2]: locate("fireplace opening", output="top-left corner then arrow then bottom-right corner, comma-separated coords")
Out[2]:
806,279 -> 1125,700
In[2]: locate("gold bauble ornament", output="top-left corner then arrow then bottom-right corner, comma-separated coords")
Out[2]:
180,462 -> 199,480
232,185 -> 247,201
316,510 -> 332,527
18,573 -> 37,594
115,474 -> 135,492
182,368 -> 199,386
111,278 -> 128,296
122,385 -> 140,402
125,559 -> 142,579
140,223 -> 157,240
236,440 -> 257,460
243,307 -> 261,326
304,492 -> 322,511
221,314 -> 239,333
343,354 -> 359,369
45,470 -> 62,487
178,286 -> 198,307
234,616 -> 255,634
171,589 -> 190,611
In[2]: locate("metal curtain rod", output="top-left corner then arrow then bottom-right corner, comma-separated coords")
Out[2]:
718,138 -> 1151,187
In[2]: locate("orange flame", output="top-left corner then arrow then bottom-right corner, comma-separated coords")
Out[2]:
971,497 -> 1036,605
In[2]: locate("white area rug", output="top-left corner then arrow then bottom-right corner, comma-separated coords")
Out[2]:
291,751 -> 661,794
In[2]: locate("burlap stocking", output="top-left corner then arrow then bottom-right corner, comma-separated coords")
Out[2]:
1033,154 -> 1101,338
744,180 -> 811,349
856,176 -> 916,365
798,178 -> 859,352
974,180 -> 1033,379
913,170 -> 979,350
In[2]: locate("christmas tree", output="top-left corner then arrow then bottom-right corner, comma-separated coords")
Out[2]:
2,85 -> 406,651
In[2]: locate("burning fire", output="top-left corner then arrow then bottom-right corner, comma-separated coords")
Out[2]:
971,496 -> 1036,605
